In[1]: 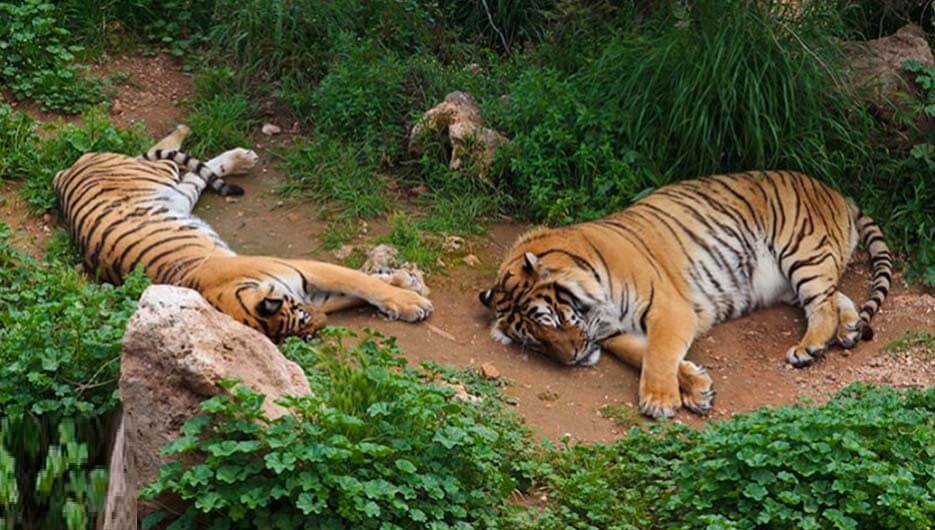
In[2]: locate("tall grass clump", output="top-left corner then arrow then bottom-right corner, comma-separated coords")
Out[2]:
207,0 -> 441,88
494,0 -> 882,224
279,137 -> 389,220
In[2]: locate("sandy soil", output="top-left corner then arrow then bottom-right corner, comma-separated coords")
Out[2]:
2,55 -> 932,443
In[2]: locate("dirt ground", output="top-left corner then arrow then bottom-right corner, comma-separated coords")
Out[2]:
2,55 -> 933,443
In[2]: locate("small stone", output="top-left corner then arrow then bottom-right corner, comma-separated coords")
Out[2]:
224,196 -> 240,203
436,257 -> 447,268
537,389 -> 560,402
42,213 -> 53,224
261,123 -> 282,136
443,235 -> 465,252
290,121 -> 301,134
286,213 -> 300,223
111,99 -> 123,113
480,362 -> 500,380
463,254 -> 480,267
333,245 -> 354,260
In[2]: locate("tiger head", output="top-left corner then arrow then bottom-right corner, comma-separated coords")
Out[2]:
204,281 -> 327,342
479,251 -> 603,366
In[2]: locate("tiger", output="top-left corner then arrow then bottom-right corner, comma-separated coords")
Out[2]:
53,124 -> 433,341
479,171 -> 891,419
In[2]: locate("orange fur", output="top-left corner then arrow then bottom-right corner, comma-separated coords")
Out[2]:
54,126 -> 433,340
481,171 -> 891,418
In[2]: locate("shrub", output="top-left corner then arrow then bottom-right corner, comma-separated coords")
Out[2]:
18,108 -> 150,212
669,384 -> 935,529
56,0 -> 216,57
513,384 -> 935,529
307,39 -> 413,161
0,224 -> 148,530
143,329 -> 531,529
493,0 -> 881,225
0,1 -> 104,113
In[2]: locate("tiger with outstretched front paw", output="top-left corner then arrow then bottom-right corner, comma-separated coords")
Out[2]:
54,124 -> 433,340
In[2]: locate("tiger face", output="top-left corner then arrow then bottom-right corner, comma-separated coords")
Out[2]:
479,252 -> 601,366
205,282 -> 327,341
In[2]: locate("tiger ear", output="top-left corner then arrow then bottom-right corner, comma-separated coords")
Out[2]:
479,288 -> 495,308
523,251 -> 551,278
522,252 -> 539,274
256,297 -> 283,317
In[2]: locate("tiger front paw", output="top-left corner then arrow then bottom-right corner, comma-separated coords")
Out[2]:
378,291 -> 434,322
371,269 -> 429,296
638,383 -> 681,419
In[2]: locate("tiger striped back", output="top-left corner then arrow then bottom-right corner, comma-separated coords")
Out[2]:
54,152 -> 234,286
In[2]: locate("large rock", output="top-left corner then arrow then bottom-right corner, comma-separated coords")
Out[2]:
408,91 -> 507,181
100,285 -> 311,529
843,24 -> 935,133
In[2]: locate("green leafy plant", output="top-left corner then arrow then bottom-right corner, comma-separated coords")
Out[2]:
17,107 -> 150,212
897,60 -> 935,286
512,385 -> 935,529
668,384 -> 935,529
0,1 -> 104,112
0,223 -> 148,530
144,329 -> 531,529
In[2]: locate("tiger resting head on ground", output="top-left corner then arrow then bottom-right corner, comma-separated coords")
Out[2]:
480,171 -> 890,418
54,124 -> 433,341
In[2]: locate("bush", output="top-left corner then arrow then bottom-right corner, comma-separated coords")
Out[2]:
143,329 -> 531,529
512,384 -> 935,530
493,0 -> 880,224
56,0 -> 216,57
0,1 -> 104,113
669,385 -> 935,529
0,224 -> 148,530
16,107 -> 150,212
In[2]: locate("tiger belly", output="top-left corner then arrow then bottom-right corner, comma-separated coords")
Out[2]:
685,239 -> 794,333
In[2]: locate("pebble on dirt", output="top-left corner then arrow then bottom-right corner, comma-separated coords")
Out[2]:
261,123 -> 282,135
480,362 -> 500,380
463,254 -> 480,267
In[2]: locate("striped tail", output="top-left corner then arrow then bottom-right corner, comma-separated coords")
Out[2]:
141,149 -> 244,196
854,210 -> 892,340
